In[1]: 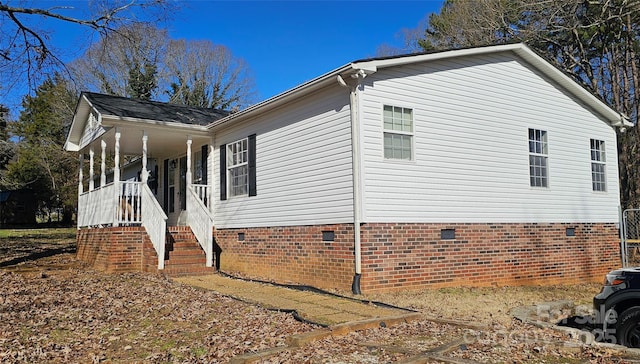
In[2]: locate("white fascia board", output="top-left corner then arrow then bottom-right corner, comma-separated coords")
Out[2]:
207,64 -> 356,131
64,93 -> 94,152
352,43 -> 526,71
206,42 -> 630,132
511,46 -> 631,128
102,115 -> 210,136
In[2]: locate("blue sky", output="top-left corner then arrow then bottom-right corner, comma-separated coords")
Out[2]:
7,0 -> 444,107
169,1 -> 444,100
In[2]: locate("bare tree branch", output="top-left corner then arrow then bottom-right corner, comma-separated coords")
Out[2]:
0,0 -> 173,103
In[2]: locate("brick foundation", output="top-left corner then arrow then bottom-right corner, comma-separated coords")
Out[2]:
76,226 -> 153,273
214,224 -> 355,291
215,222 -> 621,293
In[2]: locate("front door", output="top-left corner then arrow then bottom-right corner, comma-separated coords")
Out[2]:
166,156 -> 187,225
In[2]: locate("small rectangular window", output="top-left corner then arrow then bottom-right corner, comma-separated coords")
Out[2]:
383,105 -> 413,160
566,228 -> 575,237
238,232 -> 245,241
528,129 -> 548,187
591,139 -> 606,192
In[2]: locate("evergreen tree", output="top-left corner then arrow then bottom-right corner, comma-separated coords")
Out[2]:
7,76 -> 77,224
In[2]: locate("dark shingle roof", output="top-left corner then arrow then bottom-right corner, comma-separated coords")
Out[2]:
83,92 -> 229,126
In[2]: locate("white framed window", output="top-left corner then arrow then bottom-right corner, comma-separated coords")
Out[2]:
227,138 -> 248,197
528,128 -> 548,187
383,105 -> 413,160
591,139 -> 606,192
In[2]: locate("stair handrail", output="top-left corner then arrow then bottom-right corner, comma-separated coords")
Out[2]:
140,183 -> 168,269
186,185 -> 214,267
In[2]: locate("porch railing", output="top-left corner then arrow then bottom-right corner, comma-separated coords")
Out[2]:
140,183 -> 168,269
77,181 -> 167,269
117,181 -> 142,225
77,183 -> 117,227
187,184 -> 214,267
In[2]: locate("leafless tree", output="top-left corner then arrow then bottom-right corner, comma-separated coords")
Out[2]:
0,0 -> 173,100
69,23 -> 169,99
164,40 -> 257,109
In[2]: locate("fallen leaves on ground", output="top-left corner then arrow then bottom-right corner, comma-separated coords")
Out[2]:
0,254 -> 315,363
1,237 -> 638,363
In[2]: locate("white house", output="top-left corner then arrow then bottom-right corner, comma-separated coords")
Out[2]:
65,43 -> 631,293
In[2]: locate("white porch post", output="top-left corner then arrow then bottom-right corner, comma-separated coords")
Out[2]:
113,128 -> 121,227
89,145 -> 95,191
141,131 -> 149,183
186,136 -> 193,187
100,140 -> 107,187
78,154 -> 84,195
208,139 -> 214,214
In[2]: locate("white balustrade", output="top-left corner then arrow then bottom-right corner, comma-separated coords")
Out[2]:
77,183 -> 116,227
77,181 -> 167,269
187,184 -> 214,267
141,184 -> 168,269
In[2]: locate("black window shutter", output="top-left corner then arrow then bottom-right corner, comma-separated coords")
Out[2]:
163,159 -> 169,211
248,134 -> 257,196
201,144 -> 208,185
219,144 -> 227,201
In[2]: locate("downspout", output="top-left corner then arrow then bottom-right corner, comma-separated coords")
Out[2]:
338,70 -> 366,294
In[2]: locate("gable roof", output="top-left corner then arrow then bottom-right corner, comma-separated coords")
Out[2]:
82,92 -> 229,126
208,43 -> 631,130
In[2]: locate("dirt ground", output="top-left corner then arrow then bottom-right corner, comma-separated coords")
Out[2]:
0,233 -> 638,363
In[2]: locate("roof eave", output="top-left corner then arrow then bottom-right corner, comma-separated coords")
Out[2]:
101,115 -> 211,135
207,64 -> 357,130
206,43 -> 629,131
510,46 -> 631,128
64,93 -> 93,152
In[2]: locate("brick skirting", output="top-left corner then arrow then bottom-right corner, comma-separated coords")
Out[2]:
76,227 -> 156,273
214,224 -> 356,291
215,222 -> 621,293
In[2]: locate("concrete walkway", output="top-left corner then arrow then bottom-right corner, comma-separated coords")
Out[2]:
174,274 -> 411,326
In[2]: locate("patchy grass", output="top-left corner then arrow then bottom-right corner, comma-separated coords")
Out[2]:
0,227 -> 76,240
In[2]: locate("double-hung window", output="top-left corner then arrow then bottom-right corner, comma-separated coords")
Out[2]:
227,139 -> 248,197
590,139 -> 606,192
528,128 -> 548,187
383,105 -> 413,160
220,134 -> 256,200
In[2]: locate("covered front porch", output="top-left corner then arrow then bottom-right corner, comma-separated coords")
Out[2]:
65,92 -> 226,274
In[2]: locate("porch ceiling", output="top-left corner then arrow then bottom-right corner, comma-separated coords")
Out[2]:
87,121 -> 211,159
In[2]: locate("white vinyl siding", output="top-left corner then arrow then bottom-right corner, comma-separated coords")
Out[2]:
359,52 -> 620,224
214,86 -> 354,228
80,112 -> 107,149
591,139 -> 606,192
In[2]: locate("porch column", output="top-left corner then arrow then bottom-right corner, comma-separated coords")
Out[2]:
186,136 -> 192,187
141,131 -> 148,183
78,154 -> 84,195
113,128 -> 121,227
100,140 -> 107,187
89,145 -> 95,191
208,139 -> 214,214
